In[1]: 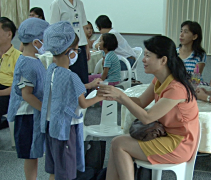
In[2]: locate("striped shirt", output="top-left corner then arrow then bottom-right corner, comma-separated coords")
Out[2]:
176,47 -> 206,73
104,51 -> 121,82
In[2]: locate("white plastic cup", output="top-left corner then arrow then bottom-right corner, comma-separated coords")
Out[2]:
99,81 -> 109,85
96,81 -> 108,90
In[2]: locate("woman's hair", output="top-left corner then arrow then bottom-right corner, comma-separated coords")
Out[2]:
180,20 -> 206,58
30,7 -> 45,20
95,15 -> 112,30
144,35 -> 196,102
102,33 -> 118,51
87,21 -> 94,33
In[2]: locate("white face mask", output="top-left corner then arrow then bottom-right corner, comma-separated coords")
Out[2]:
33,39 -> 45,55
68,50 -> 78,66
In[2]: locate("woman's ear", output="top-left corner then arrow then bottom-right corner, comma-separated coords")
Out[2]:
161,56 -> 168,66
193,34 -> 198,41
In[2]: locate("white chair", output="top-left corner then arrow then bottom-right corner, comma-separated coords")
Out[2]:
132,47 -> 143,80
93,56 -> 132,90
117,55 -> 132,90
93,58 -> 103,74
82,90 -> 123,141
135,123 -> 201,180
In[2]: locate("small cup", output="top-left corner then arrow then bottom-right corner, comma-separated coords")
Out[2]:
99,81 -> 109,85
96,81 -> 108,90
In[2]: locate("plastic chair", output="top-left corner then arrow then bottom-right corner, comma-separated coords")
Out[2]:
134,123 -> 201,180
82,90 -> 123,141
93,58 -> 103,74
93,56 -> 132,90
116,55 -> 132,90
132,47 -> 143,80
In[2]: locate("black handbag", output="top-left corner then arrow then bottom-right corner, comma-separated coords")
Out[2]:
129,119 -> 167,141
74,140 -> 106,180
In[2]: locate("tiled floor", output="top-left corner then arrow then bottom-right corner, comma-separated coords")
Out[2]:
0,33 -> 210,180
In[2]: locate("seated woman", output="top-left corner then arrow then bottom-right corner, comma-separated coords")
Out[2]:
98,35 -> 199,180
19,7 -> 46,52
84,21 -> 97,48
177,20 -> 206,74
89,33 -> 121,86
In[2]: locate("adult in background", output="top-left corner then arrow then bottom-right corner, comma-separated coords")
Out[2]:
0,17 -> 21,129
93,15 -> 136,71
50,0 -> 90,84
19,7 -> 46,52
177,20 -> 206,74
98,36 -> 199,180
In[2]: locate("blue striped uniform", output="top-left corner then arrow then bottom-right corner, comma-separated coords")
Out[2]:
176,48 -> 206,73
104,51 -> 121,82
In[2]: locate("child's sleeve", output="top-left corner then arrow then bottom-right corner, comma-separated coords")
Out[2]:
71,73 -> 86,98
17,77 -> 34,89
103,56 -> 111,68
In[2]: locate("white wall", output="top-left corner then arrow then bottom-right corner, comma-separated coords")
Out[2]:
30,0 -> 167,34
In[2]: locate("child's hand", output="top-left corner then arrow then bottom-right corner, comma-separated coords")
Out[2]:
90,78 -> 103,89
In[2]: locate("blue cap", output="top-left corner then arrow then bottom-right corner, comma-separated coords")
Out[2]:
18,18 -> 49,43
43,21 -> 75,55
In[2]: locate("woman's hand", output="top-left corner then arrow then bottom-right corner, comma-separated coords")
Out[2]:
195,88 -> 208,101
195,87 -> 207,94
86,45 -> 91,61
97,85 -> 125,102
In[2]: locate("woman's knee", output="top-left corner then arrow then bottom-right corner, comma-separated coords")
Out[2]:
111,135 -> 128,151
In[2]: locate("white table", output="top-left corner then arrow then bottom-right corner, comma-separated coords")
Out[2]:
121,84 -> 211,153
36,50 -> 102,73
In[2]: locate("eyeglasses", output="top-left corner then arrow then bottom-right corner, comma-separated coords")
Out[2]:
65,48 -> 81,55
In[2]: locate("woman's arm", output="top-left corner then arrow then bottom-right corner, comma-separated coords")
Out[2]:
92,36 -> 101,49
22,86 -> 42,111
197,63 -> 205,74
130,83 -> 155,108
196,88 -> 211,102
49,1 -> 61,24
99,84 -> 185,124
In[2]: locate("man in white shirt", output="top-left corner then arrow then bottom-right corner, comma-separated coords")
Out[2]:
93,15 -> 136,70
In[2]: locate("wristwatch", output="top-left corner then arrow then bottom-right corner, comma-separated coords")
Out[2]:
207,95 -> 210,102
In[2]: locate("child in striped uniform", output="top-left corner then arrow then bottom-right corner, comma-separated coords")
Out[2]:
7,18 -> 49,180
89,33 -> 121,86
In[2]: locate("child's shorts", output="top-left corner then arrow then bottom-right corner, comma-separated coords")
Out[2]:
14,114 -> 35,159
45,122 -> 77,180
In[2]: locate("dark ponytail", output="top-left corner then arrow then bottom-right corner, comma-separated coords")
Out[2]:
144,35 -> 196,102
